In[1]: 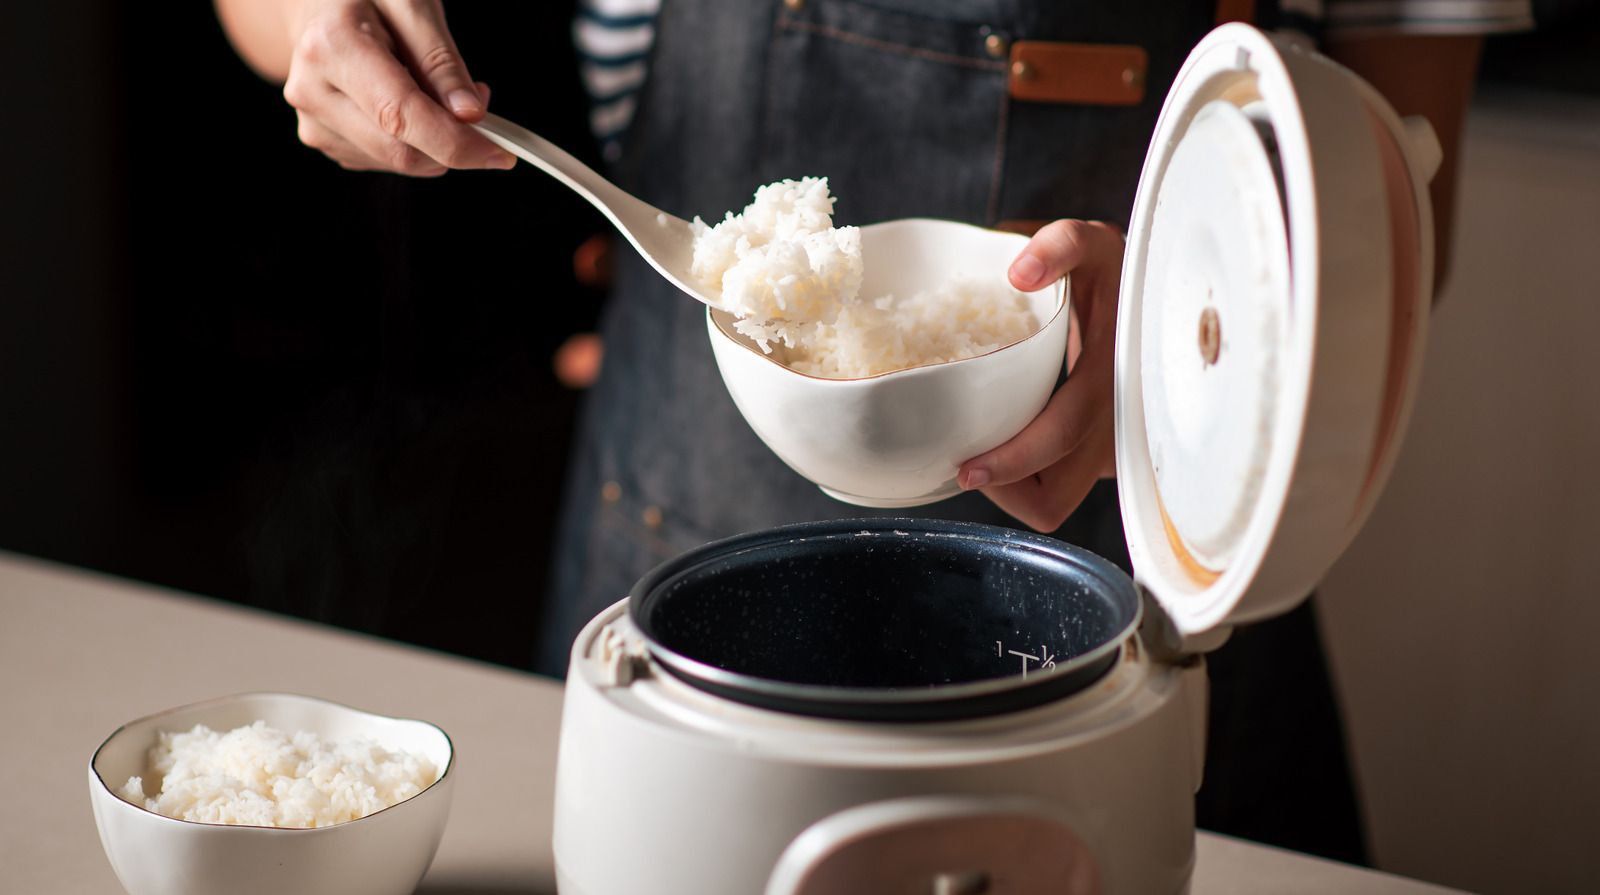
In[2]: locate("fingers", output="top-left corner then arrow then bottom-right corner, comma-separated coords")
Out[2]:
978,414 -> 1116,532
957,218 -> 1127,531
297,108 -> 448,175
380,0 -> 484,121
284,0 -> 514,175
1010,219 -> 1103,289
959,335 -> 1115,491
1010,219 -> 1124,338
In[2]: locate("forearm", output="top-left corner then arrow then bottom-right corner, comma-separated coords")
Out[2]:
215,0 -> 306,83
1324,34 -> 1485,295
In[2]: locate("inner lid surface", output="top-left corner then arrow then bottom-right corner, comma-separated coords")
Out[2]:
1141,98 -> 1291,571
629,519 -> 1140,721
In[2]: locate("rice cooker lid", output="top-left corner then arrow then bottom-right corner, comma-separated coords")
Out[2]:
1116,24 -> 1436,638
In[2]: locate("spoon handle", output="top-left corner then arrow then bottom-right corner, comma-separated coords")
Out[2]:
472,113 -> 673,233
470,113 -> 712,307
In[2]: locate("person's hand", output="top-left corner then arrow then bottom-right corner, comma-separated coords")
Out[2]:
281,0 -> 516,176
958,220 -> 1124,532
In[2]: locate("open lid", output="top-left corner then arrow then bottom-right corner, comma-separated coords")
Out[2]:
1115,24 -> 1437,639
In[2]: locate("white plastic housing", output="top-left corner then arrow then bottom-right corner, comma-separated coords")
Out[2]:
1116,25 -> 1434,637
553,601 -> 1209,895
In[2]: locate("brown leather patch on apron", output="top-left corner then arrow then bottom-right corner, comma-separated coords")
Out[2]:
1007,42 -> 1149,106
1006,0 -> 1255,105
1213,0 -> 1259,25
994,220 -> 1050,236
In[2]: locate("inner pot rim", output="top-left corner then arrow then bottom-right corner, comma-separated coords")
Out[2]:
628,518 -> 1143,722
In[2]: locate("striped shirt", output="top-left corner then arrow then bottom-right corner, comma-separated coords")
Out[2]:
574,0 -> 658,160
574,0 -> 1535,156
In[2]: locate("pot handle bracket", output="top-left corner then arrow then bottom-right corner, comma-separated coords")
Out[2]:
593,617 -> 652,688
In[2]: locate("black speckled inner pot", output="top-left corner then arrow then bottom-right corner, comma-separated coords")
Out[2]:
629,518 -> 1141,722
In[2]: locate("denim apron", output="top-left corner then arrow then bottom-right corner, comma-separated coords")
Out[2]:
541,0 -> 1218,669
541,0 -> 1367,864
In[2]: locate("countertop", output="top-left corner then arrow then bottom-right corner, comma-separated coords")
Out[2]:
0,551 -> 1470,894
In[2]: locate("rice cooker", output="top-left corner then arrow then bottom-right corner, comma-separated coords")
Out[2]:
551,23 -> 1437,895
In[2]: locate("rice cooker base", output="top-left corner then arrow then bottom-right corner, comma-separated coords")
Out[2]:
553,599 -> 1208,895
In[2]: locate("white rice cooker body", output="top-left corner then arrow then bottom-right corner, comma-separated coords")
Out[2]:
556,598 -> 1205,895
551,23 -> 1434,895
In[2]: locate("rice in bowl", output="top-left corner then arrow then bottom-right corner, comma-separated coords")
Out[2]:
692,178 -> 1040,379
691,177 -> 863,346
118,720 -> 438,828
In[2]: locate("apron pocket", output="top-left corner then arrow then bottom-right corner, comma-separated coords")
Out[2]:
762,0 -> 1012,225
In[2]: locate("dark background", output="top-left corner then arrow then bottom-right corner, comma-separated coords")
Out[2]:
0,2 -> 605,671
0,2 -> 1595,674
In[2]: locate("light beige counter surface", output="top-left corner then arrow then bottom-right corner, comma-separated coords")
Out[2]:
0,552 -> 1469,894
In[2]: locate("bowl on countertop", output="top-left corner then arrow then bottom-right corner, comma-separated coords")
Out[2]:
88,692 -> 454,895
707,218 -> 1070,507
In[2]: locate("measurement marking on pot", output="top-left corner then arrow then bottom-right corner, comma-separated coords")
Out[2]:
1000,644 -> 1058,677
1008,649 -> 1039,677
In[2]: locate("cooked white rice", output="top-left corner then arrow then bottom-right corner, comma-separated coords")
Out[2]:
691,176 -> 863,348
117,721 -> 438,828
788,277 -> 1040,379
692,178 -> 1040,379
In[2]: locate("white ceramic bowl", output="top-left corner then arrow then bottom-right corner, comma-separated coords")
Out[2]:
88,692 -> 455,895
707,218 -> 1070,507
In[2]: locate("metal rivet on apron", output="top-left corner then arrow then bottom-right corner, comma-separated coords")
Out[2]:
1122,65 -> 1146,88
983,33 -> 1009,58
783,0 -> 804,11
601,481 -> 622,503
1011,60 -> 1037,82
641,506 -> 664,530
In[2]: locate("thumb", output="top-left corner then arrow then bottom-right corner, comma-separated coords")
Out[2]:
384,1 -> 485,121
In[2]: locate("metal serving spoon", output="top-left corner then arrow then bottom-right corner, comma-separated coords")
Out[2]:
470,113 -> 722,308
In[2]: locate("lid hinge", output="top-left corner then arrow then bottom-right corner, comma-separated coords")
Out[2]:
1137,585 -> 1233,661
